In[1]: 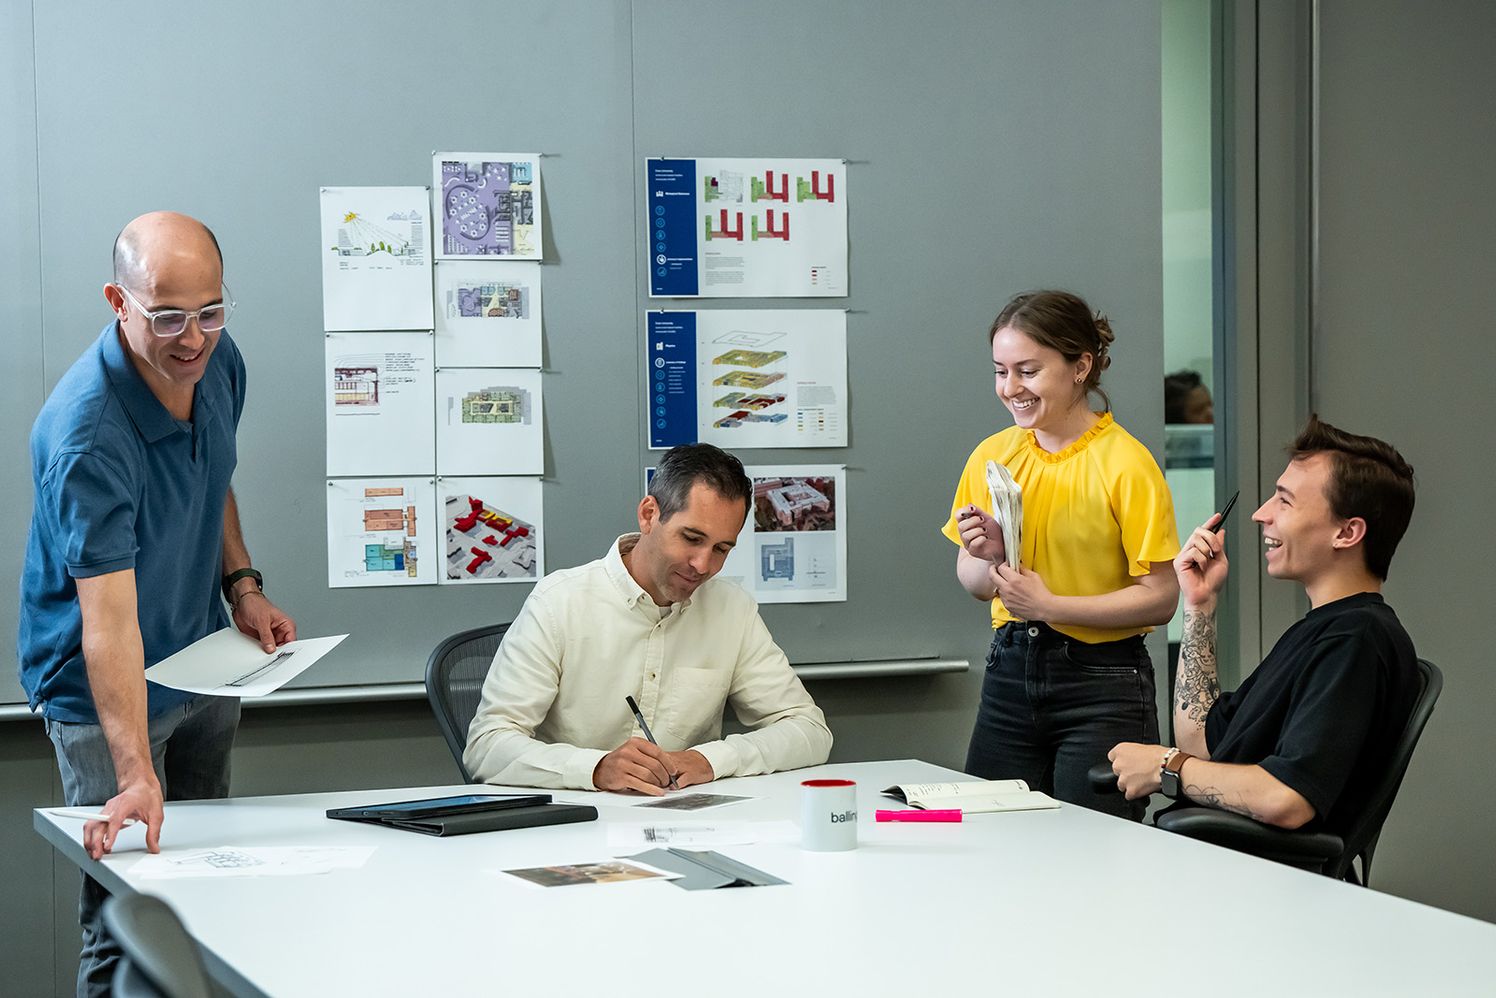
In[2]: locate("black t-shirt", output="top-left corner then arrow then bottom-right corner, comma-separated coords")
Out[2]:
1204,592 -> 1418,836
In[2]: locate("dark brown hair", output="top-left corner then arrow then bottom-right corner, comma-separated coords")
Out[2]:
989,290 -> 1115,411
1290,414 -> 1415,580
649,443 -> 752,522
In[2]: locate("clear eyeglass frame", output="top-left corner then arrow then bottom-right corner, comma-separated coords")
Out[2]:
116,282 -> 235,338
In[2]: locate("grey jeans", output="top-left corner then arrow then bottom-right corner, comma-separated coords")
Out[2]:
45,694 -> 240,998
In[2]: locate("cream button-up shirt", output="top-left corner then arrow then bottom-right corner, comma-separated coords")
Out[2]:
463,534 -> 832,789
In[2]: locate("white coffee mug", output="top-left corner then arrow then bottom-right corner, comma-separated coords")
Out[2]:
801,778 -> 858,851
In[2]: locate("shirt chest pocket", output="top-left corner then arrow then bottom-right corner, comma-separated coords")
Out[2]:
662,666 -> 733,742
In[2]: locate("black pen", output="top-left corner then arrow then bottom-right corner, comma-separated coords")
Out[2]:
625,695 -> 679,791
1212,490 -> 1240,534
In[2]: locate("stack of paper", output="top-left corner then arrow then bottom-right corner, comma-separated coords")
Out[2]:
984,460 -> 1023,569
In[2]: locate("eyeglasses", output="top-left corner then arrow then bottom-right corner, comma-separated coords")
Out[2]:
116,283 -> 235,338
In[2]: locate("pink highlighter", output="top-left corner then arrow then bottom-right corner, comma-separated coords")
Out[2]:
875,808 -> 962,823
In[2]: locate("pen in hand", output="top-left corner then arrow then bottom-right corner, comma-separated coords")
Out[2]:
625,695 -> 680,791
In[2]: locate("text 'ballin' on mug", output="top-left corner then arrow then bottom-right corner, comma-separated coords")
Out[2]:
801,778 -> 858,851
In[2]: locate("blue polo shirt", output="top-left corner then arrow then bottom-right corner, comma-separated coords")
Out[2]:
18,322 -> 245,723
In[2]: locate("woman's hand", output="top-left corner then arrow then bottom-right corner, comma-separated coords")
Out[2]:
994,563 -> 1054,621
956,504 -> 1006,563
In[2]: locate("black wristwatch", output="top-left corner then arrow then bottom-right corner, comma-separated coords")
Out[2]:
1161,749 -> 1193,799
222,567 -> 264,607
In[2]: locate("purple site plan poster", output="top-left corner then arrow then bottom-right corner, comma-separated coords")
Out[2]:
433,152 -> 543,260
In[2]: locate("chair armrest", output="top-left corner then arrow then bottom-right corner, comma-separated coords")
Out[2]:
1088,761 -> 1121,795
1155,807 -> 1343,871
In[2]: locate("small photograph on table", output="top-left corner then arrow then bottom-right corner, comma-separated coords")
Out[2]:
501,860 -> 679,889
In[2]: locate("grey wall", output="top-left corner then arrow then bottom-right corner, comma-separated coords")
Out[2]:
0,1 -> 1165,994
1310,0 -> 1496,923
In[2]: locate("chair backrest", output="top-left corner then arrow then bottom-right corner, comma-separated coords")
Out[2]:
102,894 -> 215,998
1331,657 -> 1443,883
425,623 -> 510,782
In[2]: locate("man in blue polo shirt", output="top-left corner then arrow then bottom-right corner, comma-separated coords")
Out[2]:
19,210 -> 296,996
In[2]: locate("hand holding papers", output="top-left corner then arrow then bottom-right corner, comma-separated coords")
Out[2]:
144,627 -> 347,697
984,459 -> 1023,570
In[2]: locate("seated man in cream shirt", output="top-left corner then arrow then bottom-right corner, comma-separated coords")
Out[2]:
464,443 -> 832,794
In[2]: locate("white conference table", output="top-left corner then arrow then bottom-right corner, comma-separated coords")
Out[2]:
35,759 -> 1496,997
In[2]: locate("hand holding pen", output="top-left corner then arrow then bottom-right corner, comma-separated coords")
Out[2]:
1173,490 -> 1239,608
626,695 -> 680,791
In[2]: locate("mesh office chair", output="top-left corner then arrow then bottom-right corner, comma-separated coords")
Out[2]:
1090,659 -> 1442,885
425,623 -> 510,782
102,894 -> 215,998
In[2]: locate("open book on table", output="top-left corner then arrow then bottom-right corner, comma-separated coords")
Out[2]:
881,779 -> 1058,814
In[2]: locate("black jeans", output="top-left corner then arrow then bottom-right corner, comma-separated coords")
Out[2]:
965,621 -> 1158,821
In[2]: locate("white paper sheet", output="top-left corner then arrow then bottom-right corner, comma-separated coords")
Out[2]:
606,821 -> 797,848
320,186 -> 435,330
434,261 -> 542,368
646,157 -> 847,298
144,629 -> 348,697
646,309 -> 847,449
718,464 -> 847,603
435,368 -> 544,475
438,476 -> 545,585
325,331 -> 436,476
326,478 -> 438,587
130,846 -> 376,880
433,153 -> 543,260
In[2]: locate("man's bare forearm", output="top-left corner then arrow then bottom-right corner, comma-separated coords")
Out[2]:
1173,604 -> 1221,756
222,488 -> 251,575
77,573 -> 158,790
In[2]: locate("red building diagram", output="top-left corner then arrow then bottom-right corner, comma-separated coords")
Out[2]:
753,209 -> 791,241
705,209 -> 745,242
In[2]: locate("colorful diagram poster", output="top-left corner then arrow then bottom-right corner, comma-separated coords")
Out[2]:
319,186 -> 435,331
435,368 -> 544,475
645,157 -> 847,298
324,332 -> 435,476
721,465 -> 847,604
433,153 -> 543,260
434,261 -> 542,368
439,476 -> 544,585
325,478 -> 438,588
646,310 -> 847,450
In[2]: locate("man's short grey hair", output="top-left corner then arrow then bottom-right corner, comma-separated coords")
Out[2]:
649,443 -> 752,521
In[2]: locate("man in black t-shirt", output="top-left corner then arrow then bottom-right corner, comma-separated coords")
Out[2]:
1106,416 -> 1418,834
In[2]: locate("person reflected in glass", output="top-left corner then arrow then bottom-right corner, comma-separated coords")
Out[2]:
1164,369 -> 1214,424
943,290 -> 1181,820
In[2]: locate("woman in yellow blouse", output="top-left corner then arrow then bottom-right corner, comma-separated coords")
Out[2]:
943,290 -> 1180,819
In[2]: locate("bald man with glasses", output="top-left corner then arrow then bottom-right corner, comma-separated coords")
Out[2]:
19,210 -> 295,997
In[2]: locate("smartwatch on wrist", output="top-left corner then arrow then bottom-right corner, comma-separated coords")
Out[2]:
1161,749 -> 1193,799
222,568 -> 264,608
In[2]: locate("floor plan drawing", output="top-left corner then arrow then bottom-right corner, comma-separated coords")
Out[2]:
436,368 -> 544,476
433,260 -> 543,369
434,153 -> 543,260
460,387 -> 527,424
326,478 -> 437,588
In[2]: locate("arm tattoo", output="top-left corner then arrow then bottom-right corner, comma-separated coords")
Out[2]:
1176,608 -> 1221,727
1183,783 -> 1266,824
